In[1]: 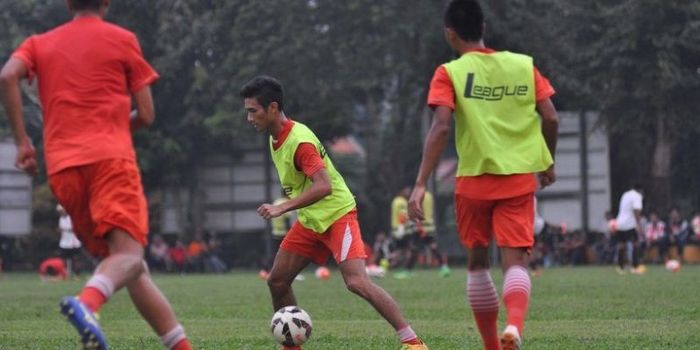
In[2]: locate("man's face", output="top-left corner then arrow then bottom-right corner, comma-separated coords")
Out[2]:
244,97 -> 273,133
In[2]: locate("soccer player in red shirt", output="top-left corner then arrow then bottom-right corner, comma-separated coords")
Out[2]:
39,257 -> 69,282
0,1 -> 192,349
408,1 -> 559,349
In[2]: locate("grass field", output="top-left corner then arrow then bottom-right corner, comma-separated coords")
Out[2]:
1,265 -> 699,349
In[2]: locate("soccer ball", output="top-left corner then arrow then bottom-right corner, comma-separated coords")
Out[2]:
315,266 -> 330,280
270,306 -> 313,346
665,259 -> 681,273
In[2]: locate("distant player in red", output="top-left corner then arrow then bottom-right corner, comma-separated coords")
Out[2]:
0,1 -> 192,349
39,257 -> 68,282
408,1 -> 559,349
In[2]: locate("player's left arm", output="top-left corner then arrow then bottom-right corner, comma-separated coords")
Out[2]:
537,98 -> 559,188
0,57 -> 37,175
257,168 -> 332,219
408,106 -> 452,221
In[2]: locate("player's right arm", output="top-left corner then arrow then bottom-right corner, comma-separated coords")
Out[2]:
0,57 -> 37,175
408,106 -> 452,221
130,85 -> 155,131
258,168 -> 332,219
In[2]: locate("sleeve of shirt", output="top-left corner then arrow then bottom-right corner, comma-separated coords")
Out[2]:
427,65 -> 455,110
11,36 -> 37,81
125,33 -> 159,93
533,67 -> 556,103
294,143 -> 326,177
632,194 -> 643,211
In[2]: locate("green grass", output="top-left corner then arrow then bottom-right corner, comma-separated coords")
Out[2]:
1,265 -> 699,349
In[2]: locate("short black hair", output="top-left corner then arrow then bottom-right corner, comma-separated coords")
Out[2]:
69,0 -> 103,11
444,0 -> 485,42
239,76 -> 285,111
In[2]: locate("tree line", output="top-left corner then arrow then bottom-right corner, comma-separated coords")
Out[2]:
1,0 -> 698,238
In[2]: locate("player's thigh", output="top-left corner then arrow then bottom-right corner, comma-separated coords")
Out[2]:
320,211 -> 368,264
88,159 -> 148,246
492,192 -> 535,248
269,248 -> 311,284
279,221 -> 327,266
49,169 -> 106,256
455,194 -> 495,248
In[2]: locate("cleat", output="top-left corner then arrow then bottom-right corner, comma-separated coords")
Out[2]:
400,341 -> 429,350
500,326 -> 522,350
59,296 -> 108,350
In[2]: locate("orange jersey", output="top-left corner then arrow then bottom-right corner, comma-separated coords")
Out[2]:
427,48 -> 554,200
12,16 -> 158,175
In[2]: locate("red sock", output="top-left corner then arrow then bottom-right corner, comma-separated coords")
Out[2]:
78,287 -> 107,313
503,266 -> 531,335
468,270 -> 500,350
402,338 -> 423,345
172,338 -> 192,350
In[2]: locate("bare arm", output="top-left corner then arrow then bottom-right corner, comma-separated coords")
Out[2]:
536,97 -> 559,188
130,85 -> 155,131
0,58 -> 37,175
634,209 -> 643,233
408,106 -> 452,221
257,168 -> 332,219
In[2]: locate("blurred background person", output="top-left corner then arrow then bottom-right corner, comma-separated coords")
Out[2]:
416,190 -> 450,277
57,204 -> 82,278
147,234 -> 170,273
39,256 -> 67,282
667,207 -> 689,263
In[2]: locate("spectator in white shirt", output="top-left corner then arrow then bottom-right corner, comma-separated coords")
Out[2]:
57,204 -> 82,277
614,183 -> 644,274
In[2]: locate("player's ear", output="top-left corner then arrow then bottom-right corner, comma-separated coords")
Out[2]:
268,101 -> 280,114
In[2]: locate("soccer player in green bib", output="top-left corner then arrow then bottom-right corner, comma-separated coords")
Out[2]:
240,76 -> 428,350
408,1 -> 559,350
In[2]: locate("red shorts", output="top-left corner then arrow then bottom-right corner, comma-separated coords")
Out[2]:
48,159 -> 149,257
455,192 -> 535,249
280,209 -> 368,265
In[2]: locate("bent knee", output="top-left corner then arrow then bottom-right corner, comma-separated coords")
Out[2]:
267,275 -> 291,291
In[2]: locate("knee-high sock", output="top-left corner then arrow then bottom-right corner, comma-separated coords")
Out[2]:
503,265 -> 531,336
79,274 -> 115,313
467,269 -> 500,350
160,324 -> 191,350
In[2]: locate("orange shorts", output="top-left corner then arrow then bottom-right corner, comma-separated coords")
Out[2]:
455,192 -> 535,249
48,159 -> 149,257
280,209 -> 368,265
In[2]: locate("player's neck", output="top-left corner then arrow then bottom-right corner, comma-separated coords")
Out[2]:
270,114 -> 289,139
73,9 -> 105,19
457,40 -> 486,54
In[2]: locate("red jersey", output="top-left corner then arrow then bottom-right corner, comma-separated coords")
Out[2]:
427,48 -> 556,199
12,16 -> 159,175
272,119 -> 326,177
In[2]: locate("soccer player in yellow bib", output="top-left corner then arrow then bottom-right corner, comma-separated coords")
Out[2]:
391,187 -> 418,279
240,76 -> 428,350
417,190 -> 451,277
408,1 -> 559,350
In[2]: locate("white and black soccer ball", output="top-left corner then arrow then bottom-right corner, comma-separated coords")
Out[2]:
270,306 -> 313,346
